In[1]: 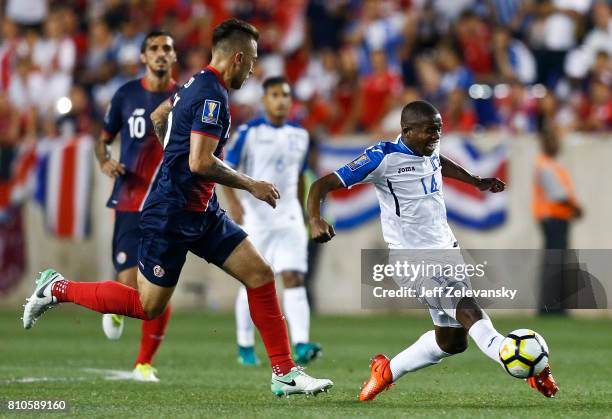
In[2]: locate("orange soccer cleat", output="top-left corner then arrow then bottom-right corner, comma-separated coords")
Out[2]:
358,354 -> 394,401
526,365 -> 559,398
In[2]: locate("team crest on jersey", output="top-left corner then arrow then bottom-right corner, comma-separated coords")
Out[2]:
347,154 -> 371,171
202,99 -> 221,124
153,265 -> 165,278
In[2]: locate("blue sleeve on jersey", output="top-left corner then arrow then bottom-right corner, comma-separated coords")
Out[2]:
335,145 -> 385,187
225,125 -> 248,168
102,87 -> 124,137
191,96 -> 224,139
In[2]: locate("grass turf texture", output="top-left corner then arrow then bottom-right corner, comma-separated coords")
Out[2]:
1,309 -> 611,418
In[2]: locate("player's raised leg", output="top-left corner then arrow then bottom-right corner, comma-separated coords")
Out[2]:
280,271 -> 321,364
23,270 -> 146,329
23,266 -> 174,329
222,238 -> 333,396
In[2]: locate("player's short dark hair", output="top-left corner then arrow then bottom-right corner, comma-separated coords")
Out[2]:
140,30 -> 173,53
262,76 -> 289,92
212,18 -> 259,52
401,100 -> 440,127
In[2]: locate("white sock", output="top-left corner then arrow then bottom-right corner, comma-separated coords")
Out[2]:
390,330 -> 451,381
468,318 -> 504,365
235,286 -> 255,347
283,286 -> 310,344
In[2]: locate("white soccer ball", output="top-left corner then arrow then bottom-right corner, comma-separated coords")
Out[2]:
499,329 -> 549,379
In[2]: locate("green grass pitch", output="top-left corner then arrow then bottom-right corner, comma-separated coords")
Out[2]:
1,309 -> 611,418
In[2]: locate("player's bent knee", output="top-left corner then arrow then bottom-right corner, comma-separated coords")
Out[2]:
245,264 -> 275,289
438,338 -> 468,354
141,300 -> 166,320
281,271 -> 304,288
116,267 -> 138,289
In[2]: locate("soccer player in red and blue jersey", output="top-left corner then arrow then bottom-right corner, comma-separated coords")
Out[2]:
24,19 -> 333,397
94,31 -> 177,381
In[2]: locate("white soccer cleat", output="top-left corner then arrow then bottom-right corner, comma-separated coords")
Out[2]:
102,314 -> 125,340
133,363 -> 160,382
23,269 -> 63,329
270,366 -> 333,396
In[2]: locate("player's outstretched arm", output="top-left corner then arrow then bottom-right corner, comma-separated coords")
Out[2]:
440,154 -> 505,193
151,100 -> 173,145
307,173 -> 344,243
189,132 -> 280,208
95,132 -> 125,179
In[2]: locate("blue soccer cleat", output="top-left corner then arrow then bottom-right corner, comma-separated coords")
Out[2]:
294,342 -> 322,364
238,345 -> 261,366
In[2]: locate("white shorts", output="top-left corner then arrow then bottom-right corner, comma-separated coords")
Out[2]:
388,249 -> 469,329
246,225 -> 308,274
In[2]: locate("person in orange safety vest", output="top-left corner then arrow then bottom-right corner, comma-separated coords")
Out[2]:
532,128 -> 582,315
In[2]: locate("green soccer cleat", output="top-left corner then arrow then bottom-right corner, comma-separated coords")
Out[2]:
133,363 -> 160,382
270,366 -> 333,397
294,342 -> 322,364
22,269 -> 64,329
237,345 -> 261,366
102,314 -> 125,340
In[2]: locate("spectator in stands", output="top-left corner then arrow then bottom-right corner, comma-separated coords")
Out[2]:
30,9 -> 76,114
454,11 -> 494,78
0,17 -> 20,93
441,88 -> 478,133
535,90 -> 577,134
345,49 -> 402,134
80,20 -> 116,88
436,41 -> 474,94
497,81 -> 537,133
110,19 -> 145,68
529,0 -> 590,88
415,55 -> 445,109
330,47 -> 360,135
345,0 -> 405,75
492,25 -> 536,84
564,1 -> 612,80
577,78 -> 612,131
298,48 -> 339,101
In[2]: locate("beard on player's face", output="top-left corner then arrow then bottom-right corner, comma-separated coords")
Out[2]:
231,65 -> 250,89
152,68 -> 168,78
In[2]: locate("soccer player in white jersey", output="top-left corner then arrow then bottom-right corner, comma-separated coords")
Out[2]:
223,76 -> 322,366
307,101 -> 559,400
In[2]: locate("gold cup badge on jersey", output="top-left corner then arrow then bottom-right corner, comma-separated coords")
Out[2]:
202,99 -> 220,124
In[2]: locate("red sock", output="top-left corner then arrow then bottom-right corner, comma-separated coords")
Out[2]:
52,280 -> 149,320
135,304 -> 172,366
247,281 -> 295,375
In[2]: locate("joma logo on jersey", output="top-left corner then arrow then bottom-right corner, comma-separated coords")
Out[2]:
398,166 -> 416,174
202,99 -> 220,124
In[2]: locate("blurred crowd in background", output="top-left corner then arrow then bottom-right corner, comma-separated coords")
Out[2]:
0,0 -> 612,157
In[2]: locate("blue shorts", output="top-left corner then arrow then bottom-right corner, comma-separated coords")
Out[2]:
112,211 -> 142,272
138,196 -> 247,287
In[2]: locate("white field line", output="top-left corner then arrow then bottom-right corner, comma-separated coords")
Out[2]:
2,368 -> 136,384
